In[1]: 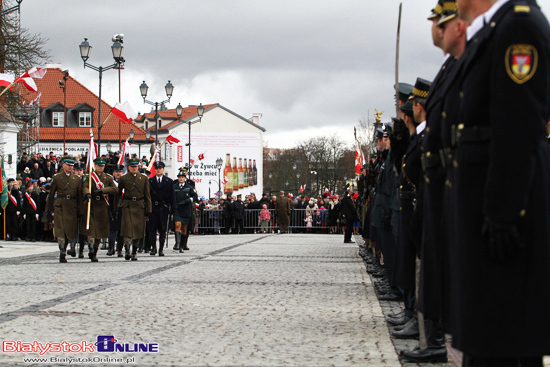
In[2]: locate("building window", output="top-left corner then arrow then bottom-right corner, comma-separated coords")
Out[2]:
52,112 -> 64,127
79,112 -> 92,127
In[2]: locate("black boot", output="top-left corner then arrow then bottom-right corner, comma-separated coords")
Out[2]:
107,240 -> 115,256
59,242 -> 67,263
100,239 -> 107,250
117,242 -> 123,257
67,240 -> 77,257
124,243 -> 131,260
150,243 -> 157,256
131,244 -> 138,261
158,242 -> 165,257
175,232 -> 183,253
181,234 -> 189,251
137,240 -> 144,253
78,242 -> 85,259
89,242 -> 99,262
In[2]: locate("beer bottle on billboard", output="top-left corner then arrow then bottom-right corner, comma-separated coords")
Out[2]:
253,159 -> 258,185
233,157 -> 238,191
238,158 -> 244,189
244,158 -> 248,187
224,153 -> 232,194
248,159 -> 253,187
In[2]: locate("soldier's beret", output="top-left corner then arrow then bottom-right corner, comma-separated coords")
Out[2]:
399,100 -> 414,117
395,82 -> 414,103
44,183 -> 51,189
409,77 -> 432,100
128,158 -> 140,166
93,158 -> 106,165
113,164 -> 124,171
428,0 -> 444,20
438,0 -> 458,26
153,161 -> 165,168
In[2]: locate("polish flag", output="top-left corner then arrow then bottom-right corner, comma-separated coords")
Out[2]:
355,138 -> 366,176
0,73 -> 14,88
147,151 -> 160,178
117,140 -> 131,173
86,132 -> 97,172
166,134 -> 180,145
198,153 -> 205,161
19,77 -> 38,93
112,101 -> 137,124
17,67 -> 47,80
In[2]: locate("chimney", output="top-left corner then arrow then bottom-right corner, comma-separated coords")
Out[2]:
251,113 -> 262,125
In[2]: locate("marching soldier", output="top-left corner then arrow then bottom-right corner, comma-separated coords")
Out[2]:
5,178 -> 20,241
118,158 -> 152,261
45,157 -> 82,263
107,164 -> 124,257
148,161 -> 176,256
439,0 -> 550,364
73,162 -> 88,259
81,158 -> 118,262
173,168 -> 198,252
275,190 -> 290,233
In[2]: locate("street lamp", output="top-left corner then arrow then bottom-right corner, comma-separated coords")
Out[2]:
106,142 -> 112,153
216,157 -> 223,196
79,36 -> 124,154
180,103 -> 204,177
139,80 -> 174,145
58,70 -> 69,154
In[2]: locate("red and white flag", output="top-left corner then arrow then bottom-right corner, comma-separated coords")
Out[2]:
86,132 -> 97,172
355,138 -> 366,176
15,67 -> 47,93
19,77 -> 38,93
166,134 -> 180,145
221,176 -> 229,185
299,184 -> 306,193
147,152 -> 160,178
112,101 -> 137,124
0,73 -> 14,88
198,153 -> 205,161
118,140 -> 131,173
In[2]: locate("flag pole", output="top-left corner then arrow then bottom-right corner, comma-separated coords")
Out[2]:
0,81 -> 16,98
86,130 -> 94,230
100,111 -> 113,128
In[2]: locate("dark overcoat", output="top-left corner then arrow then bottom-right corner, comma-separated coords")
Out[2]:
275,196 -> 290,225
45,172 -> 82,240
441,1 -> 550,356
82,172 -> 118,239
148,175 -> 176,231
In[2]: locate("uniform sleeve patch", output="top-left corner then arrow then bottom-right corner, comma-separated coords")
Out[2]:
505,44 -> 538,84
514,5 -> 530,13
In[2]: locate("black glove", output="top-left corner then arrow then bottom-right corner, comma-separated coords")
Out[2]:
481,217 -> 522,262
93,189 -> 103,195
392,118 -> 407,140
84,193 -> 91,203
381,212 -> 392,231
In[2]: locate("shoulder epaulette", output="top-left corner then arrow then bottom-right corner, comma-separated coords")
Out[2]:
514,5 -> 530,13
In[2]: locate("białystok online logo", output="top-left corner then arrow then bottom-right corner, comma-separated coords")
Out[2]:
2,335 -> 159,355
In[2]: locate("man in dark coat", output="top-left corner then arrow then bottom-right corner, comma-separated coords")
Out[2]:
340,186 -> 359,243
107,164 -> 124,256
118,158 -> 152,261
5,178 -> 20,241
45,157 -> 83,263
275,190 -> 290,233
148,161 -> 176,256
440,0 -> 550,363
21,181 -> 40,242
231,194 -> 245,234
222,195 -> 234,234
173,168 -> 198,251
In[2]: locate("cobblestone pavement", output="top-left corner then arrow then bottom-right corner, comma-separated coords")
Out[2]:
0,236 -> 548,367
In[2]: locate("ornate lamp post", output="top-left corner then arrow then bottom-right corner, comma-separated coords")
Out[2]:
79,36 -> 124,154
216,157 -> 223,196
139,80 -> 174,147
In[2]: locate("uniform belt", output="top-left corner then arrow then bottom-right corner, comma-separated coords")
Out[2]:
421,153 -> 441,171
451,125 -> 491,145
128,196 -> 143,201
94,195 -> 103,200
154,200 -> 166,206
439,148 -> 455,168
59,195 -> 77,200
397,188 -> 416,200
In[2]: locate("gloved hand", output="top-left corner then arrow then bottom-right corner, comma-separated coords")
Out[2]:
84,193 -> 91,203
93,189 -> 103,195
23,214 -> 26,219
481,217 -> 522,262
189,197 -> 194,203
392,118 -> 407,140
35,214 -> 39,221
16,211 -> 20,216
381,213 -> 392,231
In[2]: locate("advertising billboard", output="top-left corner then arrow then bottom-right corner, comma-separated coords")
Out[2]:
170,131 -> 262,199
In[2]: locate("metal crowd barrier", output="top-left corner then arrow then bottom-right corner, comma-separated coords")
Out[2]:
194,208 -> 332,233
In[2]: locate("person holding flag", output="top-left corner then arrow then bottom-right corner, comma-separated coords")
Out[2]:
22,182 -> 40,242
81,158 -> 117,262
45,157 -> 82,263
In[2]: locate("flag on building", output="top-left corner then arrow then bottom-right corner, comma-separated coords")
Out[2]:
0,156 -> 8,209
166,134 -> 180,145
355,138 -> 365,176
112,101 -> 137,124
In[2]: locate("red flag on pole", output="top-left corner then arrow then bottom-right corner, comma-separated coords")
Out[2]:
166,135 -> 180,145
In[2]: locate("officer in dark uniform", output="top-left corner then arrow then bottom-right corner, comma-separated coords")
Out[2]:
148,161 -> 176,256
72,162 -> 88,258
340,185 -> 359,243
5,178 -> 20,241
45,157 -> 83,263
107,164 -> 124,256
231,194 -> 245,234
173,168 -> 198,252
118,158 -> 152,261
22,181 -> 40,242
441,0 -> 550,364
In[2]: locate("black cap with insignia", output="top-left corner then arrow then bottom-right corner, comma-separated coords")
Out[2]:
428,0 -> 444,20
153,161 -> 165,168
438,0 -> 458,26
409,77 -> 432,100
399,100 -> 414,117
395,82 -> 414,103
113,164 -> 124,171
177,167 -> 188,177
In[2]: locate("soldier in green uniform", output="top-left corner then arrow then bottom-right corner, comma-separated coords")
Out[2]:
117,158 -> 152,261
45,157 -> 83,263
81,158 -> 118,262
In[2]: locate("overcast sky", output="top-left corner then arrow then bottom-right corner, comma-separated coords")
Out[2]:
19,0 -> 550,148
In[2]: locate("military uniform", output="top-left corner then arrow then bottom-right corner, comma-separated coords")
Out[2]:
174,170 -> 199,251
148,161 -> 176,256
5,180 -> 20,241
45,158 -> 83,263
81,158 -> 118,262
118,159 -> 152,260
21,184 -> 40,242
107,165 -> 124,257
275,194 -> 290,233
441,0 -> 550,359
